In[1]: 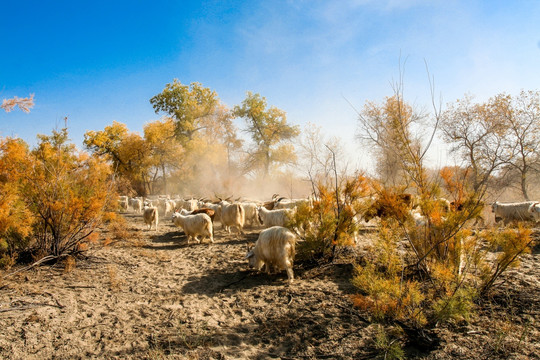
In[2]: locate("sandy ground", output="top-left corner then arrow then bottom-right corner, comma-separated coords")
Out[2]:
0,213 -> 539,359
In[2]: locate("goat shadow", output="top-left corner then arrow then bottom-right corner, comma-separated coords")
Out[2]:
144,230 -> 190,250
181,268 -> 295,296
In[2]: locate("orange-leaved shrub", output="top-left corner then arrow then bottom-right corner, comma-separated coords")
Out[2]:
0,128 -> 115,267
288,174 -> 370,265
24,128 -> 115,257
352,178 -> 533,328
0,138 -> 35,267
352,93 -> 534,330
352,217 -> 427,327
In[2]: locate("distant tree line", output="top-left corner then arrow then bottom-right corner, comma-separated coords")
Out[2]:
85,80 -> 300,196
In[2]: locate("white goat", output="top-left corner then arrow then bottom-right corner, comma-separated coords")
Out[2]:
410,209 -> 427,226
219,202 -> 245,234
273,197 -> 312,210
129,197 -> 143,213
245,226 -> 297,283
241,202 -> 260,227
527,202 -> 540,222
143,198 -> 155,207
118,196 -> 129,211
143,206 -> 159,231
179,199 -> 199,212
203,202 -> 222,218
257,206 -> 293,228
157,198 -> 173,216
491,201 -> 537,225
273,200 -> 296,209
171,211 -> 214,244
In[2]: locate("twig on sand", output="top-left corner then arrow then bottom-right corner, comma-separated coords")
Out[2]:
281,355 -> 338,359
0,300 -> 65,313
219,272 -> 249,292
335,303 -> 370,323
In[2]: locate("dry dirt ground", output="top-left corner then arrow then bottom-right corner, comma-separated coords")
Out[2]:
0,213 -> 539,360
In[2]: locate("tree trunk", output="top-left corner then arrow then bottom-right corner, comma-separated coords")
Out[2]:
264,151 -> 270,178
521,170 -> 529,201
162,164 -> 168,195
227,145 -> 231,177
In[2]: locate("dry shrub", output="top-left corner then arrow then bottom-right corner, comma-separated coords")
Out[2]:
0,129 -> 115,262
352,262 -> 426,327
28,129 -> 114,257
372,325 -> 405,360
477,225 -> 534,295
352,188 -> 534,329
102,211 -> 118,223
290,174 -> 370,265
0,253 -> 15,269
107,214 -> 129,240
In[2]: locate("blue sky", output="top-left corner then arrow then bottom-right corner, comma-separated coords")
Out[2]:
1,0 -> 539,170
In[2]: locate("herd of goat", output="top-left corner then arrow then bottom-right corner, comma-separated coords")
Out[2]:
117,194 -> 304,282
116,194 -> 540,282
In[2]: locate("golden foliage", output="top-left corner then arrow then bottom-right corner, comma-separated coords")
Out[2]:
26,129 -> 113,256
0,128 -> 115,263
0,138 -> 35,266
290,174 -> 371,264
352,263 -> 426,327
234,91 -> 300,175
150,79 -> 219,142
84,121 -> 150,195
478,226 -> 534,294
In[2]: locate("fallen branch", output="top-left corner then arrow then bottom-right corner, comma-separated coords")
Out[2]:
0,301 -> 64,313
2,255 -> 68,279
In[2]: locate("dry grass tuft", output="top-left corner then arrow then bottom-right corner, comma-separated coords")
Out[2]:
108,214 -> 130,240
129,238 -> 147,248
63,255 -> 76,273
103,237 -> 114,247
107,264 -> 123,291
